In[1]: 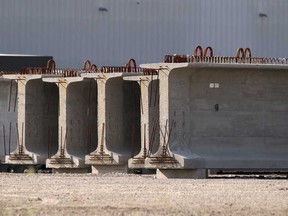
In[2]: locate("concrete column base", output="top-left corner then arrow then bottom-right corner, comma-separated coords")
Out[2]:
156,169 -> 207,179
91,165 -> 128,175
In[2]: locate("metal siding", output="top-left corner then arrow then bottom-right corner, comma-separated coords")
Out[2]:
0,0 -> 287,68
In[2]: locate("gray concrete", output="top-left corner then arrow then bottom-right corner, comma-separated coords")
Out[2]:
142,63 -> 288,175
3,75 -> 58,164
156,168 -> 207,179
126,76 -> 159,169
91,165 -> 128,175
45,77 -> 97,168
0,79 -> 18,162
84,73 -> 141,168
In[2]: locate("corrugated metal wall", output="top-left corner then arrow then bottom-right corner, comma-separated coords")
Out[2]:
0,0 -> 287,67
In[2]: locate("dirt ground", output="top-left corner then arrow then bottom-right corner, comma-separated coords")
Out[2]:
0,173 -> 287,216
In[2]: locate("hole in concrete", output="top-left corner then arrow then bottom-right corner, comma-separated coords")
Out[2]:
25,80 -> 59,160
66,79 -> 97,158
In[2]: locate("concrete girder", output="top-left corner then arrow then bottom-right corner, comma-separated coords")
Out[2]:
140,63 -> 288,175
44,77 -> 98,168
2,75 -> 59,165
83,73 -> 142,173
125,76 -> 159,169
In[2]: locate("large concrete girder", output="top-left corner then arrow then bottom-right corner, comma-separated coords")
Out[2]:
141,63 -> 288,171
44,77 -> 97,168
2,74 -> 59,164
83,73 -> 141,169
125,75 -> 159,169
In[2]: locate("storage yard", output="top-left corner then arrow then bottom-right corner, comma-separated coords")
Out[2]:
0,173 -> 288,216
1,1 -> 288,214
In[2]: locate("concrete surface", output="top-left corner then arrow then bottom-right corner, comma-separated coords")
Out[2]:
2,61 -> 288,178
44,77 -> 95,168
141,63 -> 288,174
0,79 -> 18,162
125,76 -> 159,168
3,75 -> 58,165
84,73 -> 141,168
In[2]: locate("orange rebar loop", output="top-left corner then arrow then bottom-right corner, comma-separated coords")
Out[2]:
101,58 -> 142,73
235,47 -> 252,63
82,59 -> 98,73
164,46 -> 288,65
164,45 -> 214,63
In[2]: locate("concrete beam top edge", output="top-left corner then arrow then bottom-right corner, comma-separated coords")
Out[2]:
2,74 -> 63,81
42,77 -> 83,84
123,75 -> 158,82
81,73 -> 120,79
81,72 -> 143,80
140,62 -> 288,71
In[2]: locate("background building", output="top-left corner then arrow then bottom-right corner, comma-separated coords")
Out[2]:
0,0 -> 288,68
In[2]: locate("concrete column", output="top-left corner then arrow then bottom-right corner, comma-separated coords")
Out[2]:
4,75 -> 45,164
86,76 -> 126,165
126,76 -> 159,169
85,74 -> 141,174
45,77 -> 95,169
144,69 -> 180,170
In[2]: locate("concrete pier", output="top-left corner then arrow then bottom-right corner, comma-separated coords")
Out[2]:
45,77 -> 97,168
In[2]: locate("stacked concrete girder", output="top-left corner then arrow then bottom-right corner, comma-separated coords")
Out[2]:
44,76 -> 97,169
84,72 -> 141,174
138,62 -> 288,178
126,75 -> 159,169
0,78 -> 18,162
2,74 -> 59,165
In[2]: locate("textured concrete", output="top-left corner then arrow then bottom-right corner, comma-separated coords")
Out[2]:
3,75 -> 58,164
125,76 -> 159,169
156,168 -> 207,179
84,73 -> 141,168
142,63 -> 288,175
45,77 -> 97,168
0,79 -> 18,162
91,165 -> 128,175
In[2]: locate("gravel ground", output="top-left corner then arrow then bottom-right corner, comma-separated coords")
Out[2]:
0,173 -> 287,216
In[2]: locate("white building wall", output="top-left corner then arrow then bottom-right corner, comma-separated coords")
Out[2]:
0,0 -> 287,68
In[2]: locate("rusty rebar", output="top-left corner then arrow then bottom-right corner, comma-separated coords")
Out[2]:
100,123 -> 105,155
13,81 -> 18,112
143,123 -> 147,158
3,125 -> 6,155
8,122 -> 11,155
8,80 -> 13,112
82,60 -> 91,71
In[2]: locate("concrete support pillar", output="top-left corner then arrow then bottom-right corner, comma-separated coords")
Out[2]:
127,76 -> 159,169
85,77 -> 113,164
145,69 -> 180,169
85,74 -> 141,173
86,76 -> 123,166
4,75 -> 45,164
45,77 -> 96,169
